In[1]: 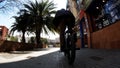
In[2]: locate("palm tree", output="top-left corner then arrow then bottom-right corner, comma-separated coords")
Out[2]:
24,0 -> 56,47
10,10 -> 30,43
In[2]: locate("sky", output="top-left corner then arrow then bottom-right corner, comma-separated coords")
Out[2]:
0,0 -> 67,39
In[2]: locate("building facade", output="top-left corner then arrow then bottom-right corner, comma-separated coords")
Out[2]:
67,0 -> 120,49
0,26 -> 8,40
67,0 -> 78,18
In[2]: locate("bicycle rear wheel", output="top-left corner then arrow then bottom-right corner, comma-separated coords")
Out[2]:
64,31 -> 76,65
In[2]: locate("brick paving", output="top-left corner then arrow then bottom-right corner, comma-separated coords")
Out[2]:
0,48 -> 120,68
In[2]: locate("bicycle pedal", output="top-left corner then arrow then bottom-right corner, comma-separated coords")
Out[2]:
76,48 -> 80,50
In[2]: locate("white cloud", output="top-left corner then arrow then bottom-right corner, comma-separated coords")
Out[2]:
51,0 -> 67,10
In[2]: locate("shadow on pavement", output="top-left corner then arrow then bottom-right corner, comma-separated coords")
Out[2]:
0,48 -> 120,68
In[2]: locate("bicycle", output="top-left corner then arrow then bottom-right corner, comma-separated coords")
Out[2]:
63,29 -> 76,65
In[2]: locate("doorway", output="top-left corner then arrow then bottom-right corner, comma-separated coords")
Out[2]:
79,18 -> 88,48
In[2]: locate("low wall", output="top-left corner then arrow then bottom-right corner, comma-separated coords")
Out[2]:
0,40 -> 35,52
91,21 -> 120,49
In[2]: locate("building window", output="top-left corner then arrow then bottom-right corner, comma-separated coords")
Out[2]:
76,0 -> 83,11
93,0 -> 120,31
104,0 -> 120,23
95,16 -> 110,29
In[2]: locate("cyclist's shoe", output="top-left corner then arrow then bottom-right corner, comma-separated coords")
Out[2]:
60,45 -> 65,52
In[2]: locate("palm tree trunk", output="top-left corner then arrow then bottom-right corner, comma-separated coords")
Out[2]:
35,29 -> 43,48
22,31 -> 26,43
35,16 -> 43,48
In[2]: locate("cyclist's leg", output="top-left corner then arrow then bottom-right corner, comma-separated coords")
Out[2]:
67,18 -> 77,65
67,18 -> 77,46
59,20 -> 66,51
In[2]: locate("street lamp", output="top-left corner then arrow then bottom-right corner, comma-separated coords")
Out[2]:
102,0 -> 105,3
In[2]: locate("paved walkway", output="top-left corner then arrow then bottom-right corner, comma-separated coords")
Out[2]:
0,48 -> 120,68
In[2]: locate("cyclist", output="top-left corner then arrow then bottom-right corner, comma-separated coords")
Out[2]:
53,9 -> 77,51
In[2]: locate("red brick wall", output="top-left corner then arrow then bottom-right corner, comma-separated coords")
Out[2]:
0,26 -> 8,40
2,26 -> 8,40
91,21 -> 120,49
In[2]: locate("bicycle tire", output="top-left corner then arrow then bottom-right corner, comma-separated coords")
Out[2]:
64,30 -> 76,65
68,43 -> 76,65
